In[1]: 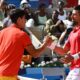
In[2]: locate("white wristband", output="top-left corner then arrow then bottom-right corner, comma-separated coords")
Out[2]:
72,53 -> 79,60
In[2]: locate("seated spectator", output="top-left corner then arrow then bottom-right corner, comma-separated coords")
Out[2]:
34,3 -> 51,26
2,4 -> 16,28
20,0 -> 31,9
59,11 -> 73,45
57,1 -> 67,21
0,0 -> 8,19
44,10 -> 66,39
0,0 -> 8,29
63,11 -> 73,36
20,0 -> 35,28
20,0 -> 34,19
33,3 -> 51,41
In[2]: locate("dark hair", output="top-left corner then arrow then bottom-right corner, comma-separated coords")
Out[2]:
58,1 -> 64,6
8,4 -> 16,10
38,3 -> 46,9
53,10 -> 59,14
9,8 -> 26,23
74,5 -> 80,11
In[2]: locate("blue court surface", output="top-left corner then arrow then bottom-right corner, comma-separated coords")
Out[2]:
18,67 -> 70,80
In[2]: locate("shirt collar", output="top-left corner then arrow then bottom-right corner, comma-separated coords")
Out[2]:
10,23 -> 18,28
73,26 -> 80,32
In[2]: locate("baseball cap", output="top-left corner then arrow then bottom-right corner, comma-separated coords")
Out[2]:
20,0 -> 31,8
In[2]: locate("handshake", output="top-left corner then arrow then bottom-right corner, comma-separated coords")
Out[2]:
43,35 -> 80,65
43,35 -> 58,50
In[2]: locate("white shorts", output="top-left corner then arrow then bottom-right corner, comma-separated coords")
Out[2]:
66,68 -> 80,80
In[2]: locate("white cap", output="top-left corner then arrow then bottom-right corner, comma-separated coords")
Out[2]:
20,0 -> 31,8
20,0 -> 28,5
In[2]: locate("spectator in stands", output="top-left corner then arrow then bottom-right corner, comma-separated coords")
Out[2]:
57,1 -> 67,21
44,10 -> 66,40
20,0 -> 33,20
34,3 -> 51,26
49,5 -> 80,80
59,11 -> 73,45
20,0 -> 35,28
0,8 -> 52,80
20,0 -> 31,9
57,11 -> 75,47
2,4 -> 16,28
0,0 -> 8,18
34,3 -> 51,40
39,0 -> 53,8
63,11 -> 73,34
0,0 -> 8,29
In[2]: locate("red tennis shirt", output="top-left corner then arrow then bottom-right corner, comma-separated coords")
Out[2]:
0,24 -> 32,76
65,26 -> 80,69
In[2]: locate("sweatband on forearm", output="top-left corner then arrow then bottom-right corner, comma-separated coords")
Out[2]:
72,53 -> 79,60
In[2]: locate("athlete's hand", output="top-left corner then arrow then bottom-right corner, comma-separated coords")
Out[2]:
60,54 -> 74,64
43,35 -> 53,46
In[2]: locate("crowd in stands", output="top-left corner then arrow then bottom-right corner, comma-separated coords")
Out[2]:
0,0 -> 74,67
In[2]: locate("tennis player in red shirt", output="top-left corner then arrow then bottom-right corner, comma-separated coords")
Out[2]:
0,9 -> 52,80
49,5 -> 80,80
